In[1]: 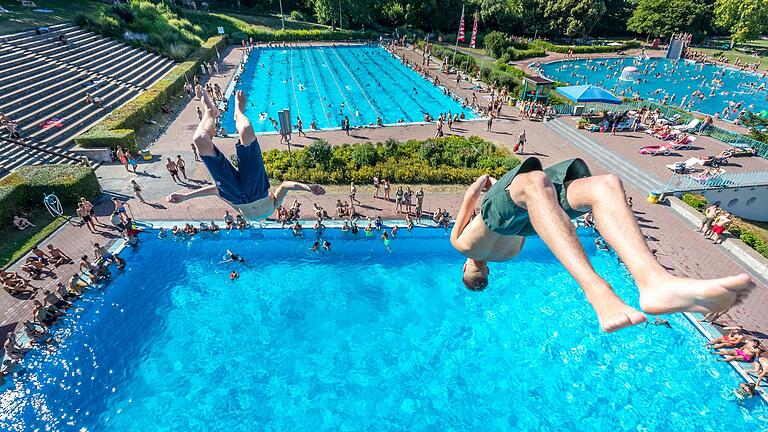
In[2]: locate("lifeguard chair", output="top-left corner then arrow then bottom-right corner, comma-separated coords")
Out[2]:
520,76 -> 554,102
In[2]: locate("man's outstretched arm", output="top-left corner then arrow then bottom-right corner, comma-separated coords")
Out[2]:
450,174 -> 493,249
167,185 -> 219,203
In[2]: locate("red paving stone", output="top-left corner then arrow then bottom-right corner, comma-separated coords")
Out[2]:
3,43 -> 767,356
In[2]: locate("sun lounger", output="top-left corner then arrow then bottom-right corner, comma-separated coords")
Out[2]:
666,157 -> 702,173
673,118 -> 700,132
671,135 -> 696,150
639,143 -> 673,156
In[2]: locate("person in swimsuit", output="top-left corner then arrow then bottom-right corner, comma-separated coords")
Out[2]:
166,158 -> 181,183
167,87 -> 325,220
715,339 -> 761,362
705,326 -> 744,350
734,383 -> 757,400
77,203 -> 98,233
176,155 -> 187,180
112,198 -> 129,223
748,353 -> 768,387
80,197 -> 99,225
451,158 -> 755,333
116,147 -> 130,172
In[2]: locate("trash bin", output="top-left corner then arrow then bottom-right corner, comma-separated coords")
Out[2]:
647,191 -> 661,204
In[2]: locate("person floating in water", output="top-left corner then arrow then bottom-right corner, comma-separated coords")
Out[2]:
221,249 -> 244,264
450,158 -> 755,333
167,86 -> 325,220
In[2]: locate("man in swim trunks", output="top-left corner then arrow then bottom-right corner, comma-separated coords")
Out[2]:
167,87 -> 325,220
450,157 -> 755,332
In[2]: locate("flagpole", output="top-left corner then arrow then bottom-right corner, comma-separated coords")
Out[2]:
452,5 -> 464,66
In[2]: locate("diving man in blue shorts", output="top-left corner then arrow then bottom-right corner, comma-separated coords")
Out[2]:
450,158 -> 755,332
167,86 -> 325,219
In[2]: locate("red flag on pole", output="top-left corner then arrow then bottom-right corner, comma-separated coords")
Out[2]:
470,11 -> 478,48
457,6 -> 465,42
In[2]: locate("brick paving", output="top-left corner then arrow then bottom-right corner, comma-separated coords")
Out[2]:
2,44 -> 767,357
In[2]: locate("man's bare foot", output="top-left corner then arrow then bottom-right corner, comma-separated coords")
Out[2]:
197,85 -> 220,117
309,184 -> 325,195
639,273 -> 754,315
166,193 -> 185,203
589,290 -> 647,332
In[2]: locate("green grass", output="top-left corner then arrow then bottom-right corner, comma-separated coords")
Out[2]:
696,47 -> 768,69
0,0 -> 108,34
223,11 -> 327,31
0,208 -> 68,268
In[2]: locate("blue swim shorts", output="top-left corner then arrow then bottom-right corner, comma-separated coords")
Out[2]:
201,138 -> 270,205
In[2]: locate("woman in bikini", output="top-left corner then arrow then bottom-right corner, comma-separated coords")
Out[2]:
714,339 -> 762,363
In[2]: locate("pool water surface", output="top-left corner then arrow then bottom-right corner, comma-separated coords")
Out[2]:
0,228 -> 766,431
539,57 -> 768,119
221,45 -> 477,133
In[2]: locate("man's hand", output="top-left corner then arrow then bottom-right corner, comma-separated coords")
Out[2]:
167,193 -> 185,203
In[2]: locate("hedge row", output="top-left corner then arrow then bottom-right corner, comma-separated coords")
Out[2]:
258,136 -> 519,184
531,39 -> 641,54
682,193 -> 768,259
230,28 -> 376,43
75,35 -> 227,151
0,165 -> 101,225
419,41 -> 527,95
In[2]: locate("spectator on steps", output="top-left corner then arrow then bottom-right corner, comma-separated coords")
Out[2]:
6,120 -> 21,139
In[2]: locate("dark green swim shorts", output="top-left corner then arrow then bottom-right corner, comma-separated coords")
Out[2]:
480,157 -> 592,237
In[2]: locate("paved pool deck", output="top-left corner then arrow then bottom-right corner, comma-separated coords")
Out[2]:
2,44 -> 767,370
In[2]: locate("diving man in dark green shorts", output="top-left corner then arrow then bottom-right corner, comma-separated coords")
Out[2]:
450,157 -> 755,332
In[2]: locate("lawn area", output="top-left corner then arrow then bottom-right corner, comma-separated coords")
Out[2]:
225,11 -> 327,31
0,0 -> 108,34
697,47 -> 768,69
0,208 -> 68,268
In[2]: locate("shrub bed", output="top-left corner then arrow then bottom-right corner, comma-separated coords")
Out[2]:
531,40 -> 640,54
75,35 -> 226,151
682,193 -> 768,259
259,136 -> 519,184
0,165 -> 101,225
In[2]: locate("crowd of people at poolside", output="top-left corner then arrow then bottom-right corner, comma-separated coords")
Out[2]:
704,325 -> 768,400
1,227 -> 139,385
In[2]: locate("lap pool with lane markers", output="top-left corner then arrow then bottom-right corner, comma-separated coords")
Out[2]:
0,228 -> 766,431
221,45 -> 478,133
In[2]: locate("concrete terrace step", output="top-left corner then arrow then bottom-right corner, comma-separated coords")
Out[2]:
0,66 -> 82,107
28,85 -> 138,145
13,81 -> 122,130
0,23 -> 175,172
3,75 -> 99,119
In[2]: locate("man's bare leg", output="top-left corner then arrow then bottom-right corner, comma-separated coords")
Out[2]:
273,181 -> 325,206
233,90 -> 256,146
193,84 -> 219,158
565,175 -> 754,315
508,171 -> 646,332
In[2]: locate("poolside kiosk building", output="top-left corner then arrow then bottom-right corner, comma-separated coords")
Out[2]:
520,76 -> 554,102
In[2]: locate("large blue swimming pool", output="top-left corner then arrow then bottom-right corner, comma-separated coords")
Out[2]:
221,45 -> 477,133
539,57 -> 768,119
1,228 -> 766,430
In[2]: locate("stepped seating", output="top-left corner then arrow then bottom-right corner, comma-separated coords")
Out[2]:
0,23 -> 177,174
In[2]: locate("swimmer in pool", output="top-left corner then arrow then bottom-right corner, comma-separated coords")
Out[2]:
221,249 -> 245,264
381,230 -> 391,252
450,160 -> 755,333
230,270 -> 239,280
167,87 -> 325,220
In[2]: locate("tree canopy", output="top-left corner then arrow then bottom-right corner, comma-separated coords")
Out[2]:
714,0 -> 768,44
627,0 -> 713,39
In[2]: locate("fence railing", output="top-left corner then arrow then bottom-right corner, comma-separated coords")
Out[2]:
547,100 -> 768,158
664,170 -> 768,192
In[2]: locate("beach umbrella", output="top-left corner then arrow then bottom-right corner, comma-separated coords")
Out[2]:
555,85 -> 622,104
